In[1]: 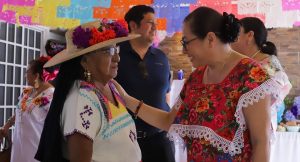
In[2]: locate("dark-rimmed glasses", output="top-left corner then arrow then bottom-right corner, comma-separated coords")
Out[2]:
180,38 -> 197,51
138,61 -> 148,79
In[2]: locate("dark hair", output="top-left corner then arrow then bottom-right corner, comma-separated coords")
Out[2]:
35,55 -> 84,162
29,58 -> 55,82
184,7 -> 241,44
124,5 -> 155,33
240,17 -> 277,56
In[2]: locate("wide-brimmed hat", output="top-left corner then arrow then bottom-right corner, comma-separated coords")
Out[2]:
44,19 -> 140,67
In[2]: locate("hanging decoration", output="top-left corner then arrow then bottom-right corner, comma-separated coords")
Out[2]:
1,0 -> 300,41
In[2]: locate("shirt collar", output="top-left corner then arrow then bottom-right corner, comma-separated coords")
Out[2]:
120,41 -> 156,55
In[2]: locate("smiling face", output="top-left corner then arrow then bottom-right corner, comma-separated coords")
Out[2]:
181,22 -> 212,68
130,12 -> 157,45
81,44 -> 120,82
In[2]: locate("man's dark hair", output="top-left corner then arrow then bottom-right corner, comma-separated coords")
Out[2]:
124,5 -> 155,33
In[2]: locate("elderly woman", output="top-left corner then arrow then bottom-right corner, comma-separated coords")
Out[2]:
35,19 -> 141,162
231,17 -> 292,128
112,7 -> 282,162
0,55 -> 57,162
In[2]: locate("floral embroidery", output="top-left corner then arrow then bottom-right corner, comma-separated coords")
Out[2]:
20,96 -> 29,112
80,105 -> 93,130
129,130 -> 137,142
23,88 -> 31,95
171,58 -> 273,161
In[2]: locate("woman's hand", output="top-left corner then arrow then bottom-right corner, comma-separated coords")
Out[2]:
0,127 -> 9,139
111,79 -> 128,99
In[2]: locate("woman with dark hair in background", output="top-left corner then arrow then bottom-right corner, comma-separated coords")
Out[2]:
231,17 -> 292,130
112,7 -> 282,162
0,55 -> 57,162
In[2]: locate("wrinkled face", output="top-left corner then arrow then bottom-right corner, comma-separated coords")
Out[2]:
131,12 -> 157,44
181,22 -> 211,68
230,27 -> 249,55
81,44 -> 120,82
24,63 -> 38,86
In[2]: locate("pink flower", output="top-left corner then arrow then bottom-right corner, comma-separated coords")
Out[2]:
223,81 -> 232,88
192,139 -> 203,155
243,144 -> 253,158
189,109 -> 198,123
210,95 -> 218,107
102,18 -> 109,24
214,114 -> 226,127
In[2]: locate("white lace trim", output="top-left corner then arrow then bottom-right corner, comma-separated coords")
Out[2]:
173,95 -> 183,111
168,78 -> 282,156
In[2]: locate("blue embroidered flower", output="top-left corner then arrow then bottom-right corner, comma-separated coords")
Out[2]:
217,156 -> 222,162
223,153 -> 228,160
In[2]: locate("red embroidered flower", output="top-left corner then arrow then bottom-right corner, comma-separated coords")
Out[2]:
39,55 -> 46,63
243,144 -> 252,158
189,109 -> 198,123
250,67 -> 267,82
223,80 -> 232,88
210,95 -> 218,107
23,88 -> 31,95
222,130 -> 235,141
214,114 -> 226,127
245,80 -> 259,89
226,107 -> 236,121
192,139 -> 203,155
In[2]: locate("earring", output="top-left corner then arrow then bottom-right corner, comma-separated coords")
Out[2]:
246,41 -> 250,44
84,69 -> 91,82
34,79 -> 39,89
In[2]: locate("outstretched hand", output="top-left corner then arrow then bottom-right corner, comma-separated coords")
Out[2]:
111,79 -> 128,100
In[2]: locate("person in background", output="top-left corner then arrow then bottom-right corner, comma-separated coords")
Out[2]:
35,20 -> 142,162
0,55 -> 57,162
114,5 -> 175,162
230,17 -> 292,129
112,7 -> 283,162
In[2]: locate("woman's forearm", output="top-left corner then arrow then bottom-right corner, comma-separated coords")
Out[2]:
126,96 -> 177,131
252,140 -> 270,162
3,114 -> 15,129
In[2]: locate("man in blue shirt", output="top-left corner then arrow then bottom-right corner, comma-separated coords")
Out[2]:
115,5 -> 175,162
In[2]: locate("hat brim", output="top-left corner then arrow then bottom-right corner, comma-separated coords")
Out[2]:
44,34 -> 140,67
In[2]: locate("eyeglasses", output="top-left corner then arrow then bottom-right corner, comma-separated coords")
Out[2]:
180,38 -> 197,51
138,61 -> 148,79
94,46 -> 120,56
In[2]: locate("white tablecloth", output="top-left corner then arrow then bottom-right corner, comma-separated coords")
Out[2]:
170,80 -> 300,162
270,132 -> 300,162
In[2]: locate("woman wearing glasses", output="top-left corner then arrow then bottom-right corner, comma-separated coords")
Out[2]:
112,7 -> 282,162
35,20 -> 142,162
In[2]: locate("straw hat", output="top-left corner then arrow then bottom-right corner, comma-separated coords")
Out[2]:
44,20 -> 140,67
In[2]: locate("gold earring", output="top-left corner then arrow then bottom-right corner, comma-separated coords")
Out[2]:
84,69 -> 91,82
34,79 -> 39,89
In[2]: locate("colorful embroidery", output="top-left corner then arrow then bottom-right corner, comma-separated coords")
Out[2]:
23,88 -> 31,95
80,105 -> 93,130
103,119 -> 135,140
129,130 -> 137,142
172,58 -> 270,161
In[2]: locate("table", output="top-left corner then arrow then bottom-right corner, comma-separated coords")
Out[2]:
270,132 -> 300,162
170,80 -> 186,162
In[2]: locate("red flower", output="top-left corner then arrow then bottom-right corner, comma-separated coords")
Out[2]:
223,80 -> 232,88
114,19 -> 129,32
226,107 -> 236,121
214,114 -> 226,127
89,27 -> 116,45
40,55 -> 46,63
232,82 -> 242,90
46,56 -> 51,61
189,109 -> 198,123
245,80 -> 259,89
192,139 -> 203,155
243,144 -> 253,158
222,130 -> 235,141
210,95 -> 218,107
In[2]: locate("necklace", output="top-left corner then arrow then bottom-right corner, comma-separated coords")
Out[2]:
251,50 -> 261,59
202,50 -> 232,94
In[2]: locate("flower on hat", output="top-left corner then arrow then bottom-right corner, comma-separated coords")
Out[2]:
72,18 -> 129,49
